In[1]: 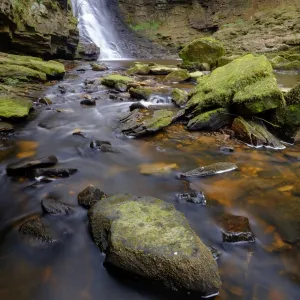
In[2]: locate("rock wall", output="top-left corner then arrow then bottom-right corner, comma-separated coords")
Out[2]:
0,0 -> 79,59
118,0 -> 300,57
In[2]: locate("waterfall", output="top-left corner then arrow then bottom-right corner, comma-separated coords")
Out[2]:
71,0 -> 123,59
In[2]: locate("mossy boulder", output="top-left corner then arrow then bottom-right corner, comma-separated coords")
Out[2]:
120,109 -> 175,137
186,54 -> 283,119
101,74 -> 134,90
149,64 -> 180,75
164,69 -> 190,82
270,55 -> 300,70
179,37 -> 225,69
89,194 -> 221,295
126,63 -> 151,75
217,55 -> 241,67
171,88 -> 188,107
187,108 -> 231,131
285,83 -> 300,105
129,87 -> 155,100
0,96 -> 32,119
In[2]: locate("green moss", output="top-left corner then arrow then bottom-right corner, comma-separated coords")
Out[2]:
285,83 -> 300,105
0,96 -> 32,119
171,88 -> 188,107
179,37 -> 225,68
129,87 -> 154,100
101,74 -> 134,88
129,21 -> 161,32
165,69 -> 190,82
144,110 -> 174,131
126,63 -> 150,75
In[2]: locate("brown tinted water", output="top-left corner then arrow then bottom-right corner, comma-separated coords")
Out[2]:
0,60 -> 299,300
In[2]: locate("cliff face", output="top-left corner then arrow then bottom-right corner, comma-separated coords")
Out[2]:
119,0 -> 300,56
0,0 -> 79,59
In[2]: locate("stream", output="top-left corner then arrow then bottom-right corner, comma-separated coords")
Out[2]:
0,60 -> 299,300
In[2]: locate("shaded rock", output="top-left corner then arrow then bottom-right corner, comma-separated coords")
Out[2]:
78,185 -> 107,208
139,162 -> 178,176
179,162 -> 237,178
89,194 -> 221,295
33,168 -> 77,179
176,192 -> 206,205
75,39 -> 100,61
80,99 -> 96,106
285,83 -> 300,105
41,198 -> 72,215
219,214 -> 255,243
91,63 -> 108,71
293,129 -> 300,144
208,246 -> 221,260
220,146 -> 235,153
19,218 -> 53,243
129,102 -> 148,111
187,108 -> 231,131
38,97 -> 52,105
120,109 -> 175,137
126,63 -> 150,75
171,88 -> 188,107
6,155 -> 58,176
232,117 -> 285,149
101,74 -> 134,90
0,122 -> 13,132
179,37 -> 225,69
90,140 -> 111,149
0,96 -> 32,119
165,69 -> 190,82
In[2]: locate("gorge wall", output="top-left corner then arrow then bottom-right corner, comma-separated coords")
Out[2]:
119,0 -> 300,57
0,0 -> 79,59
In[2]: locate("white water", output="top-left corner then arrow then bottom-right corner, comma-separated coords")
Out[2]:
71,0 -> 122,59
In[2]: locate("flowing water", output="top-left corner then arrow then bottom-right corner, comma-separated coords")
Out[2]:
0,60 -> 300,300
71,0 -> 122,59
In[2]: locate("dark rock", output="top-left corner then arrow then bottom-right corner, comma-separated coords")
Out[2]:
98,144 -> 119,153
72,129 -> 88,138
232,117 -> 285,149
6,156 -> 58,176
38,97 -> 52,106
115,82 -> 128,92
179,162 -> 237,178
75,39 -> 100,61
208,246 -> 221,260
19,218 -> 53,243
38,113 -> 71,129
80,99 -> 96,106
176,192 -> 206,205
91,63 -> 108,71
78,185 -> 107,208
90,140 -> 111,149
129,102 -> 148,111
293,129 -> 300,144
33,168 -> 78,179
58,85 -> 67,94
41,198 -> 72,215
220,146 -> 235,153
0,122 -> 14,132
219,214 -> 255,243
89,194 -> 221,295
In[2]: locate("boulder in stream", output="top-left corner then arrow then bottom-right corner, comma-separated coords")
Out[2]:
176,192 -> 206,205
78,185 -> 107,208
171,88 -> 188,107
89,194 -> 221,296
0,122 -> 13,132
126,63 -> 151,75
91,63 -> 108,71
41,197 -> 72,215
33,168 -> 78,179
80,99 -> 96,106
164,69 -> 190,82
0,96 -> 32,120
101,74 -> 134,90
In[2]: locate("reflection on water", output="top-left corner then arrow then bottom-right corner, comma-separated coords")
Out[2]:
0,60 -> 299,300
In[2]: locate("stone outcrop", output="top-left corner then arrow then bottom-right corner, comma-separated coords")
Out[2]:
0,0 -> 79,59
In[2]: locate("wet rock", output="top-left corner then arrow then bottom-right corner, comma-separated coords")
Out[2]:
126,63 -> 151,75
78,185 -> 107,208
0,138 -> 15,160
179,162 -> 237,178
38,113 -> 71,129
80,99 -> 96,106
98,144 -> 119,153
58,85 -> 67,94
33,168 -> 78,179
220,146 -> 235,153
90,140 -> 111,149
72,129 -> 88,138
165,69 -> 190,82
139,162 -> 178,176
129,86 -> 154,100
41,198 -> 72,215
19,218 -> 54,243
38,97 -> 52,106
293,129 -> 300,144
120,109 -> 175,137
0,122 -> 13,132
75,39 -> 100,61
176,192 -> 206,205
219,214 -> 255,243
284,151 -> 300,161
115,82 -> 128,92
101,74 -> 134,90
232,117 -> 285,149
129,102 -> 148,111
187,108 -> 231,131
6,155 -> 58,176
89,194 -> 221,295
0,96 -> 32,119
171,88 -> 188,107
91,63 -> 108,71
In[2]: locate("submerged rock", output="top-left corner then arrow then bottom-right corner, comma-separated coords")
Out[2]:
176,192 -> 206,205
120,109 -> 175,137
41,198 -> 72,215
219,214 -> 255,243
90,140 -> 111,148
179,162 -> 237,178
220,146 -> 235,153
0,96 -> 32,119
6,155 -> 58,176
89,194 -> 221,295
179,37 -> 225,69
171,88 -> 188,107
78,185 -> 107,208
139,162 -> 178,176
19,218 -> 54,243
232,117 -> 285,149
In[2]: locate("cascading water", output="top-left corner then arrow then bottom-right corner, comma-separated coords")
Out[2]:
71,0 -> 123,59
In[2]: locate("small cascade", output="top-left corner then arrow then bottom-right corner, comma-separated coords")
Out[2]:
71,0 -> 123,59
148,95 -> 172,105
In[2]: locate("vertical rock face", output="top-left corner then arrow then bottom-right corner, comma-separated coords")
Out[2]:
0,0 -> 79,59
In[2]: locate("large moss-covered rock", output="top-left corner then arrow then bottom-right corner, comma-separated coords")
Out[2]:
89,194 -> 221,295
171,88 -> 188,107
179,37 -> 225,68
285,83 -> 300,105
186,54 -> 283,118
0,0 -> 79,59
165,69 -> 190,82
126,63 -> 151,75
270,54 -> 300,70
0,96 -> 32,119
101,74 -> 134,89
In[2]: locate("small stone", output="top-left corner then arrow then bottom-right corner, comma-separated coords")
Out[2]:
58,85 -> 67,94
90,140 -> 111,149
38,97 -> 52,105
219,214 -> 255,243
220,146 -> 235,153
176,192 -> 206,205
80,99 -> 96,106
41,198 -> 72,215
72,129 -> 87,138
78,185 -> 107,208
0,122 -> 14,132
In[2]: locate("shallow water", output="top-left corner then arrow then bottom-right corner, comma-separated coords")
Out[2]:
0,60 -> 299,300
